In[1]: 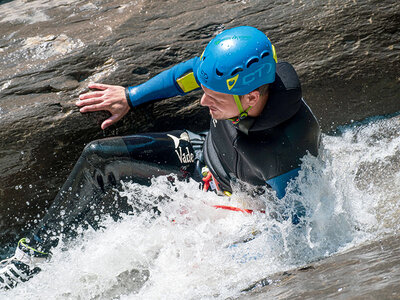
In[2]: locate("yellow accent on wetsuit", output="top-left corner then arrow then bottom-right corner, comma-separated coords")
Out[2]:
177,72 -> 200,93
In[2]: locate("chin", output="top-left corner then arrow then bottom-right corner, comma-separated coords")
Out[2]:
209,113 -> 223,120
209,109 -> 230,120
213,116 -> 226,121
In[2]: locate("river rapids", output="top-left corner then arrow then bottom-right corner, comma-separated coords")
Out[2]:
2,113 -> 400,299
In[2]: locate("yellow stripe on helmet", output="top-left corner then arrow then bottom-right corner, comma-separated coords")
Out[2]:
272,44 -> 277,63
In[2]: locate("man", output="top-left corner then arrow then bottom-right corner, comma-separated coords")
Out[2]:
0,26 -> 320,289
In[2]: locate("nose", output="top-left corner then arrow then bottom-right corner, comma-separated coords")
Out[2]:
200,93 -> 212,107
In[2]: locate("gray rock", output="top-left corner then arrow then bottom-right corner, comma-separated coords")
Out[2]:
0,0 -> 399,245
241,233 -> 400,299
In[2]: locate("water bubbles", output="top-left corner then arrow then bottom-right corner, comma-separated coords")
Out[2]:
4,115 -> 400,299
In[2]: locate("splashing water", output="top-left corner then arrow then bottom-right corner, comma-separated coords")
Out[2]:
2,114 -> 400,299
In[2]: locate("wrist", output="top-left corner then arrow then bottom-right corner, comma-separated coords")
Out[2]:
125,87 -> 135,110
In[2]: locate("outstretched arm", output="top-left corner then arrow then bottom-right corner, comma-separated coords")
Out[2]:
76,83 -> 130,130
77,57 -> 200,130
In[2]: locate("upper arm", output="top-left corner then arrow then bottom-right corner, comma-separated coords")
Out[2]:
266,167 -> 300,199
126,57 -> 201,107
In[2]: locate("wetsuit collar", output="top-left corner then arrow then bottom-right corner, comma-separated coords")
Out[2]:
234,117 -> 256,135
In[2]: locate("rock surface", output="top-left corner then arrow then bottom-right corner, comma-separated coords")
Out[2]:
0,0 -> 399,243
240,233 -> 400,299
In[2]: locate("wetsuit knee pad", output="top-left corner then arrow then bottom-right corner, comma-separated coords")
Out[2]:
82,137 -> 130,160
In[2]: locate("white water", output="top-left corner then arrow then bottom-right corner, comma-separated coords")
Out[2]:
2,114 -> 400,299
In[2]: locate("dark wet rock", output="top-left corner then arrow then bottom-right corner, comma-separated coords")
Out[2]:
0,0 -> 399,245
241,233 -> 400,299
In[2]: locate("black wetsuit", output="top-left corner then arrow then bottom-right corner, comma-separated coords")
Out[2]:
28,130 -> 200,252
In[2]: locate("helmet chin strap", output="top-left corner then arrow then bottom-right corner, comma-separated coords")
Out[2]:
229,95 -> 252,124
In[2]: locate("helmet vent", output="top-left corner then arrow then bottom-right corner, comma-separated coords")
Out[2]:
216,68 -> 224,77
231,67 -> 243,76
246,58 -> 259,68
261,51 -> 270,58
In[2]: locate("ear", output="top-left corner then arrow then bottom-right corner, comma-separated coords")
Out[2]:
244,90 -> 261,107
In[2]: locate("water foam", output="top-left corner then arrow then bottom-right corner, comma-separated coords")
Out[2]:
2,114 -> 400,299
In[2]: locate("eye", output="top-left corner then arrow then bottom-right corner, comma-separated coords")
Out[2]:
216,68 -> 224,76
202,56 -> 206,61
231,67 -> 243,76
261,51 -> 270,58
246,57 -> 259,68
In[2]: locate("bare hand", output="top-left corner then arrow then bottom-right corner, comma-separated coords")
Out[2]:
76,83 -> 130,130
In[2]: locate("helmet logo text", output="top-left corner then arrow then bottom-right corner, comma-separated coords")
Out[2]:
242,64 -> 269,85
200,69 -> 208,82
226,74 -> 239,90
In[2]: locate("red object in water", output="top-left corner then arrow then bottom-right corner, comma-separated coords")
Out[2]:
212,205 -> 265,214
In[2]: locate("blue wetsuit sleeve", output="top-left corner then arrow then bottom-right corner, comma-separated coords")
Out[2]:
266,168 -> 300,199
126,57 -> 201,108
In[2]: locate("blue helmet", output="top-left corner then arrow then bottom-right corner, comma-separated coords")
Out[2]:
196,26 -> 277,96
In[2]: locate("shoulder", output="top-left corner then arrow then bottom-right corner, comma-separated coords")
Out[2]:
273,62 -> 301,91
250,62 -> 302,132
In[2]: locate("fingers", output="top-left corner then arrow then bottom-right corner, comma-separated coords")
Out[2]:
76,98 -> 103,107
79,103 -> 106,113
101,114 -> 122,130
78,83 -> 113,102
78,83 -> 128,129
78,91 -> 104,101
88,83 -> 110,90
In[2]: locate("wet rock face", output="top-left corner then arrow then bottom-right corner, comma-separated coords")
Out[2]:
0,0 -> 399,242
240,234 -> 400,299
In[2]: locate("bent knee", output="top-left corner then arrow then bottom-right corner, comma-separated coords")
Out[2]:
82,140 -> 103,158
82,138 -> 128,159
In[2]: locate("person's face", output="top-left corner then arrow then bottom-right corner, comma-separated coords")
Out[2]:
200,85 -> 242,120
